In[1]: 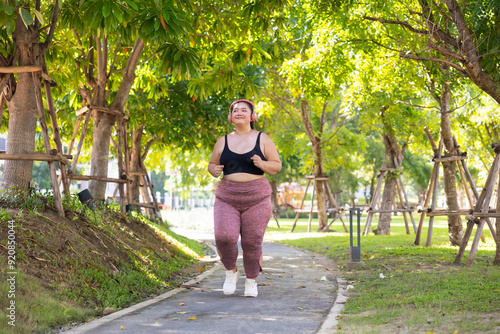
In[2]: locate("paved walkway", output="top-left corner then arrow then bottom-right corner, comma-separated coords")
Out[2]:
65,232 -> 343,334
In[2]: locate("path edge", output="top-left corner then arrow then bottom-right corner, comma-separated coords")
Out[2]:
63,260 -> 221,333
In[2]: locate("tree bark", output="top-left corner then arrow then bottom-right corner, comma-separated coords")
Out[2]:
0,17 -> 39,191
270,179 -> 280,222
87,38 -> 144,200
439,66 -> 464,245
300,100 -> 329,231
312,141 -> 328,231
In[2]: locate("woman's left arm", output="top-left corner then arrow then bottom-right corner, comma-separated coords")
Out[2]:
251,133 -> 282,175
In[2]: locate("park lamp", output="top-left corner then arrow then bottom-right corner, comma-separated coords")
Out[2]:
77,189 -> 95,210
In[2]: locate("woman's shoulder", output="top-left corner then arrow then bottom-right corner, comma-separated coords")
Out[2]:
258,131 -> 273,142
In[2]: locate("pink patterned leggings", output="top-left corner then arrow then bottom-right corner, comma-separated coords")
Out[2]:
214,177 -> 272,279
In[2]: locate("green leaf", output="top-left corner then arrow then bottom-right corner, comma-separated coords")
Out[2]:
102,2 -> 111,18
113,5 -> 123,22
19,7 -> 33,28
33,9 -> 44,25
3,3 -> 14,15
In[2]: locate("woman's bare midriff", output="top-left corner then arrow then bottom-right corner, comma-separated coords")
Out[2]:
223,173 -> 265,182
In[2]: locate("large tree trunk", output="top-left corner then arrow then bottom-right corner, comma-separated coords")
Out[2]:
300,100 -> 329,231
439,69 -> 464,245
87,38 -> 144,200
312,141 -> 328,231
88,112 -> 115,200
269,180 -> 280,222
0,17 -> 39,191
373,131 -> 403,235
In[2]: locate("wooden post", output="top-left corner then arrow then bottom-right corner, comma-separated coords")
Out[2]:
393,158 -> 416,234
363,170 -> 386,235
116,119 -> 126,214
307,183 -> 315,233
43,80 -> 70,196
414,133 -> 441,245
465,149 -> 500,266
325,182 -> 348,232
291,178 -> 312,232
425,139 -> 443,247
32,72 -> 64,216
67,114 -> 83,156
122,119 -> 133,207
71,112 -> 91,174
396,180 -> 411,234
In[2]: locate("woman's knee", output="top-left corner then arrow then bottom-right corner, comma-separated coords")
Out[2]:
241,236 -> 263,253
215,232 -> 239,247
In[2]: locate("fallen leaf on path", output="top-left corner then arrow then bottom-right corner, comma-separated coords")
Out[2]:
178,302 -> 185,307
120,326 -> 125,330
189,317 -> 196,320
294,286 -> 306,289
297,307 -> 304,310
176,312 -> 188,314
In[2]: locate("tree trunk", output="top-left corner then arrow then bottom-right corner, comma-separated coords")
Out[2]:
439,65 -> 464,246
312,142 -> 328,231
373,131 -> 402,235
299,100 -> 329,231
87,38 -> 144,200
1,75 -> 38,191
0,17 -> 39,191
88,112 -> 115,200
270,180 -> 280,221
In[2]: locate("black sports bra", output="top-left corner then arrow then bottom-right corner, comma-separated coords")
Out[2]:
220,132 -> 266,175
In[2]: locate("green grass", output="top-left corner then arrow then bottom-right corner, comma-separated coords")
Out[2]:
0,206 -> 211,334
0,268 -> 92,334
266,215 -> 500,333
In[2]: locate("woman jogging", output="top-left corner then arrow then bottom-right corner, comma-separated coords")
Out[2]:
208,99 -> 281,297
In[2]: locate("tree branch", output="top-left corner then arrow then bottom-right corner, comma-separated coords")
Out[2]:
300,99 -> 318,145
141,136 -> 160,162
426,40 -> 464,61
443,93 -> 482,114
399,52 -> 468,75
363,16 -> 428,35
41,0 -> 60,53
108,36 -> 122,79
394,100 -> 440,110
319,100 -> 327,138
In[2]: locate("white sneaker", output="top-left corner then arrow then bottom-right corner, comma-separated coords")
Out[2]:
223,270 -> 240,295
244,279 -> 258,297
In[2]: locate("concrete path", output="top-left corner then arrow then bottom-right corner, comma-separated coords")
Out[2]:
65,238 -> 341,334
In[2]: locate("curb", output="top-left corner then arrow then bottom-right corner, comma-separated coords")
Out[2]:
63,260 -> 221,333
316,277 -> 350,333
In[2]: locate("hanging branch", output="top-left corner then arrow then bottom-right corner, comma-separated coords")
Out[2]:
40,0 -> 60,54
108,36 -> 122,78
141,136 -> 160,163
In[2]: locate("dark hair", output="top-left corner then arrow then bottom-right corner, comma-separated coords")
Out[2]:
231,101 -> 255,128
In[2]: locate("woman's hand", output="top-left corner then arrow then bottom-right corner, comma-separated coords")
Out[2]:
251,155 -> 264,169
210,164 -> 224,177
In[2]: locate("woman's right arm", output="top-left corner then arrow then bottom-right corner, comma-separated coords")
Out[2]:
208,137 -> 225,178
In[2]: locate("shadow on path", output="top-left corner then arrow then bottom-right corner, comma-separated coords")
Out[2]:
65,236 -> 338,334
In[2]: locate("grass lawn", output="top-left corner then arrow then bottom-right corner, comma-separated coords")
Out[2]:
265,214 -> 500,334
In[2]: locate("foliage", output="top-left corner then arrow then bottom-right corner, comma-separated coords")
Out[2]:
268,216 -> 499,332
